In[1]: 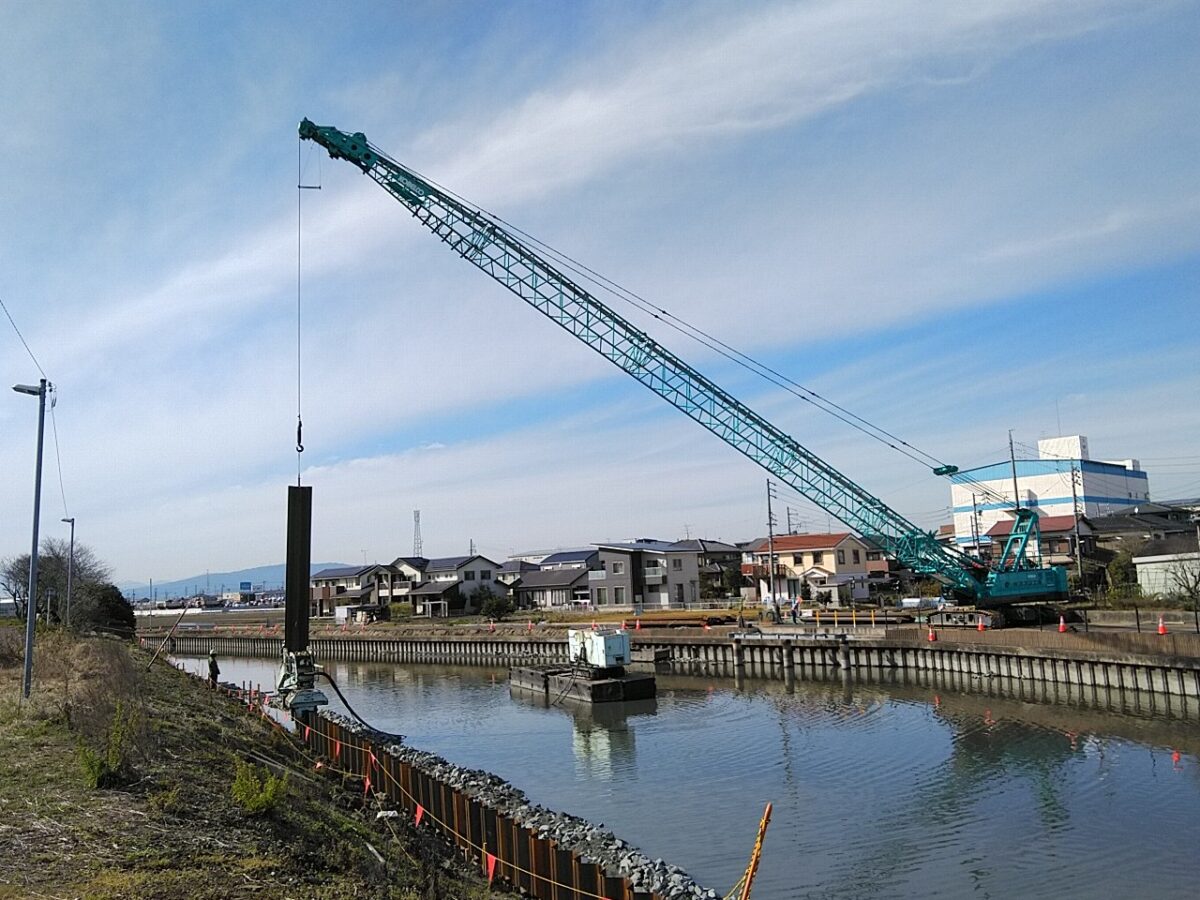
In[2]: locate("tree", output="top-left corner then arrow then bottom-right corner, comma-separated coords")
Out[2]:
800,579 -> 813,604
474,586 -> 514,621
1167,558 -> 1200,604
1106,548 -> 1139,591
70,583 -> 136,638
1,538 -> 111,622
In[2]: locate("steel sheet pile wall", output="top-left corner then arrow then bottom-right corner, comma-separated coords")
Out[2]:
296,710 -> 715,900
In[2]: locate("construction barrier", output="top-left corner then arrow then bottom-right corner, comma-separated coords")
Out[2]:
197,674 -> 678,900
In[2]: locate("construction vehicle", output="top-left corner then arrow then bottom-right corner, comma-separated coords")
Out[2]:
298,119 -> 1068,616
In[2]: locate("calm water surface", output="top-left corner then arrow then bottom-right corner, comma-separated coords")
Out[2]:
177,655 -> 1200,899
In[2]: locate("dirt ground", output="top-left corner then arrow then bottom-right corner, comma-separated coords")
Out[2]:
0,624 -> 502,899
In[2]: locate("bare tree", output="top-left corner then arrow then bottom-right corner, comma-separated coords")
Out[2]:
1168,558 -> 1200,604
0,538 -> 110,623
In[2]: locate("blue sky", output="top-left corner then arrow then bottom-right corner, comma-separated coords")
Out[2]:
2,1 -> 1198,584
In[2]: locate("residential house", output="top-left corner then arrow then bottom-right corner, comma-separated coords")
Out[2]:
309,564 -> 401,618
497,559 -> 540,587
743,533 -> 873,605
407,555 -> 504,615
983,514 -> 1093,567
514,568 -> 592,610
668,539 -> 742,598
589,539 -> 716,610
538,549 -> 599,571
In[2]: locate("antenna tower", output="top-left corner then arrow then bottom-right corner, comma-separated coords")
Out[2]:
413,510 -> 423,557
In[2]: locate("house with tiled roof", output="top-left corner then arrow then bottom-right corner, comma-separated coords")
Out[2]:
309,564 -> 403,619
404,555 -> 504,616
514,568 -> 592,610
984,514 -> 1093,567
743,533 -> 873,606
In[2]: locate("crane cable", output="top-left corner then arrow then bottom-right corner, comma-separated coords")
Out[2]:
397,156 -> 964,477
296,140 -> 322,481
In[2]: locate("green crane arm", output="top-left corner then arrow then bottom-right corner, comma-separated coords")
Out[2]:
299,119 -> 1065,605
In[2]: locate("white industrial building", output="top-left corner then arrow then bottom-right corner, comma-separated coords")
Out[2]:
949,435 -> 1150,550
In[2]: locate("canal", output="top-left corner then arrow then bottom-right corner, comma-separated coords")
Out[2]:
176,655 -> 1200,898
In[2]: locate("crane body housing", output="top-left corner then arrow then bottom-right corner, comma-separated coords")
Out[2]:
298,118 -> 1068,607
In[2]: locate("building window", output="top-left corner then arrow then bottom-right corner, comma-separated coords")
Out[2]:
465,571 -> 476,581
480,570 -> 491,581
867,551 -> 881,561
813,551 -> 824,565
837,550 -> 846,565
852,549 -> 860,564
614,586 -> 626,604
672,558 -> 682,571
612,561 -> 624,575
792,555 -> 804,567
595,587 -> 607,605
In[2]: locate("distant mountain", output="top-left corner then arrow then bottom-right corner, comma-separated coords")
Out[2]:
120,562 -> 351,599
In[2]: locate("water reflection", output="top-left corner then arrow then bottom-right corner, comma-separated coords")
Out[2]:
173,654 -> 1200,899
510,690 -> 659,776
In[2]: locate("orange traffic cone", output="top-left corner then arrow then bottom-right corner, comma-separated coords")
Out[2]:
1158,615 -> 1168,635
927,625 -> 937,642
621,620 -> 627,630
635,618 -> 641,631
488,619 -> 496,633
1058,615 -> 1067,633
977,615 -> 986,632
703,621 -> 711,631
592,620 -> 597,630
527,620 -> 533,633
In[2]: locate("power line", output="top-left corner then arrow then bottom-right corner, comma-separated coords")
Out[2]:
49,397 -> 68,518
0,295 -> 47,378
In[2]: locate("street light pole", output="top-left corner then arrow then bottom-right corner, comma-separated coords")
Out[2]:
62,517 -> 75,628
14,379 -> 48,700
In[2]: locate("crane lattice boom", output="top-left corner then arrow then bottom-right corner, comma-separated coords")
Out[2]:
299,119 -> 1066,606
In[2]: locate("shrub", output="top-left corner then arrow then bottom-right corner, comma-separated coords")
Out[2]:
479,592 -> 514,621
77,699 -> 139,788
231,759 -> 288,815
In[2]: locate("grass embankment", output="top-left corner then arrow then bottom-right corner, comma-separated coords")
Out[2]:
0,624 -> 501,899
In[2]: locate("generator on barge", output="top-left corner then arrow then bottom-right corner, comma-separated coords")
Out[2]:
510,628 -> 656,704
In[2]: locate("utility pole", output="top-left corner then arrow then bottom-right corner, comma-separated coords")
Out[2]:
469,538 -> 476,557
1070,463 -> 1085,588
766,480 -> 779,616
970,494 -> 981,552
62,517 -> 75,628
13,378 -> 47,700
1008,429 -> 1021,512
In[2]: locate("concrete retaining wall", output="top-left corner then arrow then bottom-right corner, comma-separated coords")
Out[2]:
166,628 -> 1200,700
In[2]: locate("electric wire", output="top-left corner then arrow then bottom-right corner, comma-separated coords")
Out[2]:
0,294 -> 47,379
49,398 -> 69,517
2,294 -> 68,515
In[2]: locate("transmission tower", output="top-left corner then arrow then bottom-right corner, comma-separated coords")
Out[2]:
412,510 -> 423,557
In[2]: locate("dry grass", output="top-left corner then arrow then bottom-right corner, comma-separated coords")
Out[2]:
0,630 -> 502,899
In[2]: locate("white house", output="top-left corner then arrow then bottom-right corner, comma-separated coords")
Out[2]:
1133,536 -> 1200,599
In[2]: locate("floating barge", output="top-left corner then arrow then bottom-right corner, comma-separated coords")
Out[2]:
509,628 -> 655,703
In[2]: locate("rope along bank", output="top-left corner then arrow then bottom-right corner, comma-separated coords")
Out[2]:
190,669 -> 721,900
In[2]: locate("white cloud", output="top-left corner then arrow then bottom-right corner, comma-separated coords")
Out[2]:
2,0 -> 1197,581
